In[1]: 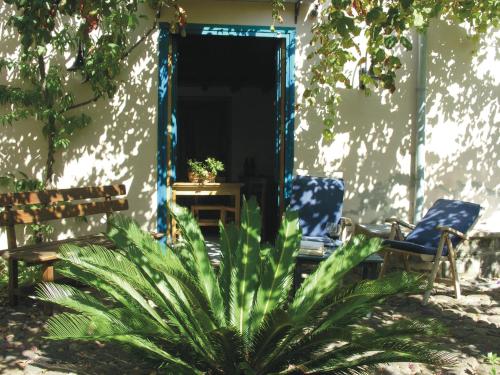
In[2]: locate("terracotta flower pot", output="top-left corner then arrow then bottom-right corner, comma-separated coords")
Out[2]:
188,171 -> 197,183
188,171 -> 216,183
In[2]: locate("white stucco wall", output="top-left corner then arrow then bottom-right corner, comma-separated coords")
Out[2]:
0,0 -> 498,249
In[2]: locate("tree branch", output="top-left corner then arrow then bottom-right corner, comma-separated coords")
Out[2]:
66,94 -> 101,111
65,10 -> 161,112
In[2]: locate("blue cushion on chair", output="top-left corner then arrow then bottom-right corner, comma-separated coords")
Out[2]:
289,176 -> 344,238
382,239 -> 444,256
405,199 -> 481,250
385,199 -> 481,257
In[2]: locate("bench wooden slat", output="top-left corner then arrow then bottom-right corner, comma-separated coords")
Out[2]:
0,199 -> 128,226
0,184 -> 126,207
2,234 -> 115,264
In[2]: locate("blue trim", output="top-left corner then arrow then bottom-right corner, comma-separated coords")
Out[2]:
156,26 -> 169,236
156,23 -> 296,233
275,40 -> 284,212
171,39 -> 178,182
284,30 -> 296,204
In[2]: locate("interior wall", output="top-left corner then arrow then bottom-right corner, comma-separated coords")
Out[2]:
176,86 -> 274,182
230,87 -> 275,181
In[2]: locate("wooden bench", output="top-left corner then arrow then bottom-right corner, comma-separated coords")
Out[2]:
0,184 -> 129,306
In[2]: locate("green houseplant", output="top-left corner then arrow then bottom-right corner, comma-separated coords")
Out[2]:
37,198 -> 452,374
188,157 -> 224,183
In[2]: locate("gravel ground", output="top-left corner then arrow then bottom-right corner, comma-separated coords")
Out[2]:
1,279 -> 499,375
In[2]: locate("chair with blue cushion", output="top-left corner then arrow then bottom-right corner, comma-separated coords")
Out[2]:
379,199 -> 482,303
288,175 -> 346,247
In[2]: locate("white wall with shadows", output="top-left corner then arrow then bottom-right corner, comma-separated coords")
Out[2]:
0,1 -> 498,251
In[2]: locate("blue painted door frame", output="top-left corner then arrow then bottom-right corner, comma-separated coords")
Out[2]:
157,23 -> 296,235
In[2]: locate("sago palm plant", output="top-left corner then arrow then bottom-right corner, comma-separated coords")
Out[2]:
37,198 -> 452,374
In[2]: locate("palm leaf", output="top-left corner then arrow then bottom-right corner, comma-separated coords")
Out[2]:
250,209 -> 300,335
107,215 -> 222,362
57,244 -> 170,331
218,221 -> 239,323
36,282 -> 109,317
229,196 -> 262,338
169,203 -> 225,325
40,204 -> 450,374
312,272 -> 426,333
290,236 -> 381,321
46,313 -> 199,373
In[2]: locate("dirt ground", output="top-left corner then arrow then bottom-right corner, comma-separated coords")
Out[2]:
1,279 -> 499,375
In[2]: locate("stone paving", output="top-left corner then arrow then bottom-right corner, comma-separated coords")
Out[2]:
1,279 -> 499,375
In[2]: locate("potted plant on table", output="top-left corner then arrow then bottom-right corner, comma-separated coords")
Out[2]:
187,157 -> 224,183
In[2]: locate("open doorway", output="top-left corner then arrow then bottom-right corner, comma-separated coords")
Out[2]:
175,34 -> 279,238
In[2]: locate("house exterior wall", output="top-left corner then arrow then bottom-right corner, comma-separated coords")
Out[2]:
0,1 -> 498,250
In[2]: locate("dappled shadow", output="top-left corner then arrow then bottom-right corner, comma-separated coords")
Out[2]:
371,281 -> 500,374
0,3 -> 160,248
289,175 -> 344,237
383,199 -> 481,259
293,16 -> 498,278
0,293 -> 157,375
0,2 -> 498,279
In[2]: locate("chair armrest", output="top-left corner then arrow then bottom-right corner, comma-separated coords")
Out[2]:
338,217 -> 353,242
339,217 -> 353,227
384,217 -> 416,230
436,226 -> 467,240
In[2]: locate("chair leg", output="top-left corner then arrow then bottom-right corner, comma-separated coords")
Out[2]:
447,242 -> 461,300
379,251 -> 391,278
8,259 -> 19,306
402,254 -> 411,272
423,234 -> 446,305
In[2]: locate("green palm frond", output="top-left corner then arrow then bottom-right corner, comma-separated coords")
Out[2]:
218,221 -> 239,322
250,209 -> 300,336
291,236 -> 382,321
37,282 -> 109,317
39,202 -> 452,374
169,204 -> 225,325
57,244 -> 170,330
230,197 -> 262,337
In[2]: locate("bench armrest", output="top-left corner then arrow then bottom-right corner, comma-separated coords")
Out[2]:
384,217 -> 416,230
436,226 -> 467,240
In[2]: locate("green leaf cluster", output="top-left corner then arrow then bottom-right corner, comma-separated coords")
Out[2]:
307,0 -> 500,137
39,198 -> 452,373
1,0 -> 180,183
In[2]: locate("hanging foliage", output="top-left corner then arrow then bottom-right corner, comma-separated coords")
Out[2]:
0,0 -> 184,185
303,0 -> 499,139
1,0 -> 498,181
271,0 -> 286,30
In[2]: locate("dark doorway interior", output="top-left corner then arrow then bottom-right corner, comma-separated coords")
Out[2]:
176,34 -> 279,239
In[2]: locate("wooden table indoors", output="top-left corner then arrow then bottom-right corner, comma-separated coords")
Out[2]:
171,182 -> 243,238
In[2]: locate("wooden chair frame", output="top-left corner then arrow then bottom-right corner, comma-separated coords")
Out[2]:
379,217 -> 468,304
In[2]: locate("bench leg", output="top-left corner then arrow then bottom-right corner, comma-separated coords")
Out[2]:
42,262 -> 55,314
42,263 -> 55,283
8,259 -> 19,306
